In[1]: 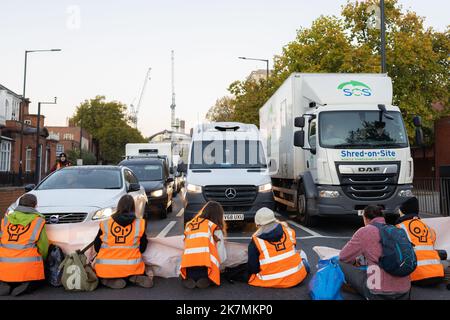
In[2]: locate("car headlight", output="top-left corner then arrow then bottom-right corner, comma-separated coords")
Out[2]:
151,189 -> 164,197
398,190 -> 414,198
258,183 -> 272,193
319,190 -> 340,198
92,207 -> 116,220
186,183 -> 202,193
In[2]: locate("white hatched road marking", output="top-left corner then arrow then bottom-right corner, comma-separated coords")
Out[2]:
157,221 -> 177,238
176,208 -> 184,217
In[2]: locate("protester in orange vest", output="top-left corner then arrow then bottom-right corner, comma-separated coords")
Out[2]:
93,194 -> 151,289
395,197 -> 445,286
248,208 -> 308,288
180,201 -> 228,289
0,193 -> 49,296
50,153 -> 72,172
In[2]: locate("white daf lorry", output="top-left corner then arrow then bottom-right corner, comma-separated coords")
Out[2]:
259,73 -> 415,226
179,122 -> 274,224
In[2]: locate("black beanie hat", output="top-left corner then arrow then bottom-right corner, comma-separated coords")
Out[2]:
400,197 -> 419,215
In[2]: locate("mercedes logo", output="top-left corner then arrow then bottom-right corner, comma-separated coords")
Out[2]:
225,188 -> 237,199
49,215 -> 60,224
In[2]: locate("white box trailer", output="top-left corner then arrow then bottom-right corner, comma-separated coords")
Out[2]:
259,73 -> 415,226
125,143 -> 172,167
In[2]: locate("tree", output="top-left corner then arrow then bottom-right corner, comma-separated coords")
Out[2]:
222,0 -> 449,141
206,96 -> 236,122
71,96 -> 147,164
67,149 -> 97,165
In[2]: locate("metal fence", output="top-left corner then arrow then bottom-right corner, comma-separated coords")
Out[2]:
0,172 -> 36,187
413,178 -> 450,216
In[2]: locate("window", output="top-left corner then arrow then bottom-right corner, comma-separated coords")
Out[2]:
24,120 -> 31,125
0,140 -> 12,172
4,100 -> 9,120
56,144 -> 64,156
25,148 -> 32,172
309,120 -> 317,149
63,133 -> 74,141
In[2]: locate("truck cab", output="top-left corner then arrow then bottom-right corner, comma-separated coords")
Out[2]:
180,122 -> 275,225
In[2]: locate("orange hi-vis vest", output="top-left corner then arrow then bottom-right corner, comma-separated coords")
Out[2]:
397,217 -> 444,281
95,217 -> 146,279
0,215 -> 46,282
180,216 -> 221,286
249,224 -> 307,288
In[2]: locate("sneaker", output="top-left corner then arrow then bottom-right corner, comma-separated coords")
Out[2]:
196,278 -> 211,289
0,282 -> 10,296
10,282 -> 30,297
182,278 -> 196,289
101,278 -> 127,289
129,275 -> 153,288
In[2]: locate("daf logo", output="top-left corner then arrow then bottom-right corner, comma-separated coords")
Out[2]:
225,188 -> 237,199
49,215 -> 60,224
358,167 -> 381,173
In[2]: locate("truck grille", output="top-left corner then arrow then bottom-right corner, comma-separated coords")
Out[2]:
42,213 -> 88,224
203,185 -> 257,205
337,163 -> 400,201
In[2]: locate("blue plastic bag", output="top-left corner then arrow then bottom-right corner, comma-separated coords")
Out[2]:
309,256 -> 345,300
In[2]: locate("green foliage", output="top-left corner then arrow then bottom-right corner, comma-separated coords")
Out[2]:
206,96 -> 236,122
67,149 -> 97,165
71,96 -> 147,164
224,0 -> 449,142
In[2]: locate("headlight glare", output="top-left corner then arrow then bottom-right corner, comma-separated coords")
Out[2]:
151,189 -> 164,197
258,183 -> 273,192
92,207 -> 116,220
186,184 -> 202,193
319,190 -> 340,198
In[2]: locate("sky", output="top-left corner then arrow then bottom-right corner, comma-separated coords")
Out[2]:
0,0 -> 448,137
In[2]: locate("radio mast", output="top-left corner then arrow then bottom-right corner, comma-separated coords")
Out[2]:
170,50 -> 179,132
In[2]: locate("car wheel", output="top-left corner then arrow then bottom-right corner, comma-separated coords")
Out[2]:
297,183 -> 318,227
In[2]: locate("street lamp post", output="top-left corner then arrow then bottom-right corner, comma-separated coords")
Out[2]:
238,57 -> 269,81
18,48 -> 61,185
380,0 -> 387,73
35,97 -> 57,184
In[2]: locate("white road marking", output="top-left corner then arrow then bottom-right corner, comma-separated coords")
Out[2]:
275,213 -> 323,237
225,236 -> 351,240
176,208 -> 184,217
157,221 -> 177,238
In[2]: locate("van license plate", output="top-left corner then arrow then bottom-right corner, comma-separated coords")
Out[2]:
224,214 -> 244,221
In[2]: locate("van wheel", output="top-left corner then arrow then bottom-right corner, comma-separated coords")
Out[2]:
160,208 -> 168,219
297,184 -> 318,227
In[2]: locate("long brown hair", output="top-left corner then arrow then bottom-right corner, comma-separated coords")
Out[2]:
198,201 -> 227,235
116,194 -> 135,216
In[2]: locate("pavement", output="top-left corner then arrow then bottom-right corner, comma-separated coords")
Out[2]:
0,195 -> 448,300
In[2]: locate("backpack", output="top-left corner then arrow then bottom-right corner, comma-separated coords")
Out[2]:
59,242 -> 98,292
372,222 -> 417,277
45,244 -> 65,287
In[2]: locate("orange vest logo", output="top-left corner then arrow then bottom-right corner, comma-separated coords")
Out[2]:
110,222 -> 133,244
188,218 -> 203,231
408,219 -> 429,243
7,224 -> 31,242
268,232 -> 287,252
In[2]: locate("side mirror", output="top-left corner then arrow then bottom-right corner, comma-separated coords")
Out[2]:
294,117 -> 305,128
413,116 -> 422,127
177,163 -> 187,173
128,183 -> 141,193
294,131 -> 305,148
24,184 -> 36,192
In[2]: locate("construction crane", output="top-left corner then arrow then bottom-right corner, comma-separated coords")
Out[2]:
129,67 -> 151,128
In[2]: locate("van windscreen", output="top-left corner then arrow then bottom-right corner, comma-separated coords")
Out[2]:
190,140 -> 267,169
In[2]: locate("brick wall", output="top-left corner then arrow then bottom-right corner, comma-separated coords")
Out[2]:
0,187 -> 25,218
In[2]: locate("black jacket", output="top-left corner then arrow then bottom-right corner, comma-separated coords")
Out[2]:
94,213 -> 148,253
247,223 -> 286,276
395,213 -> 420,225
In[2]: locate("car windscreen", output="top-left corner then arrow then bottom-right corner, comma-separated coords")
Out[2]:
125,164 -> 163,181
37,168 -> 123,190
190,140 -> 267,169
319,111 -> 409,149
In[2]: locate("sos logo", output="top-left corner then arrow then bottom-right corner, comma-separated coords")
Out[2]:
338,81 -> 372,97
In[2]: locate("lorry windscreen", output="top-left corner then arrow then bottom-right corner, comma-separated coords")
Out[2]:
319,111 -> 408,149
190,140 -> 267,169
125,164 -> 163,181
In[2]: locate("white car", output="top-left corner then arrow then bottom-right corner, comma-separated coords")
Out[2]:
6,165 -> 147,253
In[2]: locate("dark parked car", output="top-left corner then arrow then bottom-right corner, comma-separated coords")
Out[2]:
119,158 -> 174,219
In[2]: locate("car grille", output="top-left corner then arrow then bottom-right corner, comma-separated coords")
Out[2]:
203,185 -> 257,205
337,163 -> 400,201
42,213 -> 88,224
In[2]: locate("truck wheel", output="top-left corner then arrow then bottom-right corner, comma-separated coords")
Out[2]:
160,208 -> 168,219
275,202 -> 288,213
297,184 -> 318,227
